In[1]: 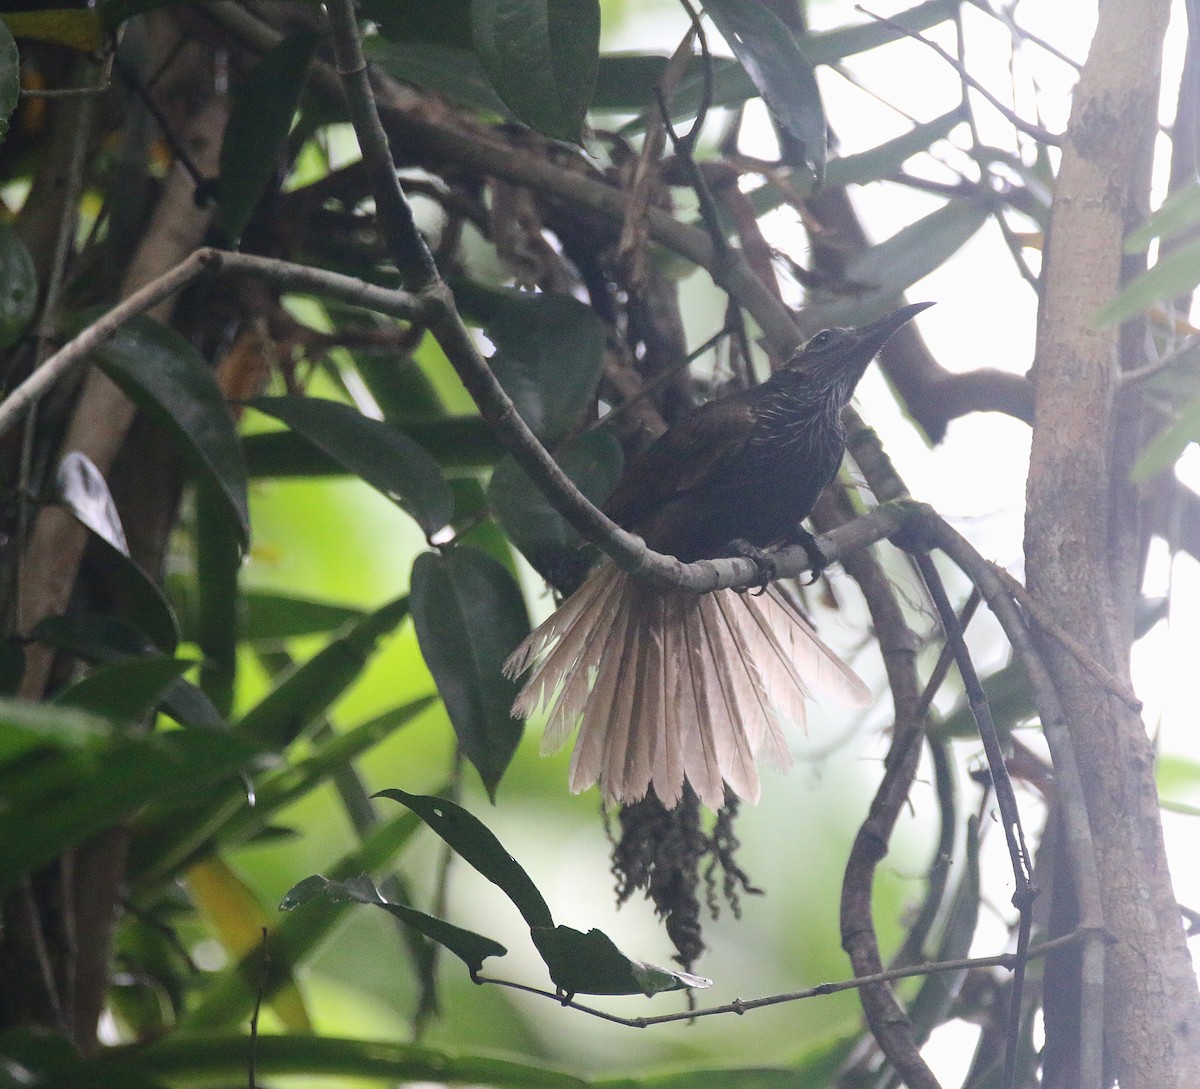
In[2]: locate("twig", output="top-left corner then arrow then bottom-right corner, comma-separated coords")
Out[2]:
923,513 -> 1107,1089
912,551 -> 1033,1089
248,928 -> 269,1089
855,5 -> 1061,147
992,563 -> 1142,710
474,930 -> 1088,1029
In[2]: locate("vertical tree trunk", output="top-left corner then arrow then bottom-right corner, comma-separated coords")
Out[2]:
1025,0 -> 1200,1083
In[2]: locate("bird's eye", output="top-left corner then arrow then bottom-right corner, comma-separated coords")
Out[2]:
807,329 -> 835,351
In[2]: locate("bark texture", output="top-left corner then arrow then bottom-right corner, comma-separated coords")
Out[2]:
1025,0 -> 1200,1083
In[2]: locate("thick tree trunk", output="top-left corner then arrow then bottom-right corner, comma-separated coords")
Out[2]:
1025,0 -> 1200,1083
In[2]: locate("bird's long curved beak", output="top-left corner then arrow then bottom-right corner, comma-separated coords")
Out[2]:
853,301 -> 934,358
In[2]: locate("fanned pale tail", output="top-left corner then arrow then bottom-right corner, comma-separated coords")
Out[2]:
504,563 -> 870,810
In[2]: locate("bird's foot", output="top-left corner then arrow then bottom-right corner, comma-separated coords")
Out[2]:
792,526 -> 829,586
727,538 -> 776,595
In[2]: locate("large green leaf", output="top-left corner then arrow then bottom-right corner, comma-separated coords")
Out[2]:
193,481 -> 241,715
53,656 -> 194,727
531,925 -> 710,999
471,0 -> 600,143
488,427 -> 621,575
91,316 -> 250,549
1126,181 -> 1200,252
249,397 -> 453,536
361,0 -> 473,48
0,710 -> 257,895
367,37 -> 513,118
0,221 -> 36,345
235,595 -> 410,749
282,873 -> 507,976
704,1 -> 825,185
218,32 -> 319,242
238,590 -> 366,645
408,548 -> 528,797
377,789 -> 553,928
462,287 -> 605,442
32,614 -> 221,730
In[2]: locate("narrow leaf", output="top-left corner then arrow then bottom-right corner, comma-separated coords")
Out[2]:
1094,235 -> 1200,327
1126,182 -> 1200,252
825,108 -> 965,188
376,789 -> 553,928
236,595 -> 410,749
471,0 -> 600,143
704,1 -> 826,185
91,316 -> 250,549
239,591 -> 366,644
0,221 -> 36,345
218,32 -> 319,242
1130,397 -> 1200,482
409,548 -> 528,797
249,397 -> 453,536
531,925 -> 710,997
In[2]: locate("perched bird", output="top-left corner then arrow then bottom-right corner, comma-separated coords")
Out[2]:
505,303 -> 931,810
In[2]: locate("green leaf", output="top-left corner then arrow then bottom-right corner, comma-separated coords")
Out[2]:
409,548 -> 528,797
465,287 -> 605,441
1159,754 -> 1200,816
239,591 -> 366,644
801,0 -> 958,65
704,1 -> 826,185
471,0 -> 600,143
361,0 -> 473,48
193,481 -> 241,716
825,108 -> 965,188
0,697 -> 109,764
55,450 -> 128,553
488,427 -> 621,571
376,789 -> 553,928
236,595 -> 410,749
32,614 -> 221,730
806,198 -> 990,327
249,397 -> 453,536
1130,397 -> 1200,482
82,534 -> 181,654
0,717 -> 257,895
1094,235 -> 1200,327
53,656 -> 193,726
0,20 -> 16,141
531,925 -> 710,998
91,316 -> 250,549
367,38 -> 513,118
2,8 -> 104,51
1126,182 -> 1200,252
0,221 -> 36,344
218,32 -> 319,242
935,660 -> 1035,741
283,873 -> 507,975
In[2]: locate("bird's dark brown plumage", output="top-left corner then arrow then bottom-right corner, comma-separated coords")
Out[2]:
507,303 -> 931,809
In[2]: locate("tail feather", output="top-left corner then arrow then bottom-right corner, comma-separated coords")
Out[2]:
504,561 -> 869,809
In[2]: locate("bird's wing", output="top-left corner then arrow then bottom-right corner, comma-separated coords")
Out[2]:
603,393 -> 757,532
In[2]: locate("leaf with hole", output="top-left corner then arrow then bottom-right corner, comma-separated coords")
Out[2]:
218,32 -> 319,242
531,925 -> 711,998
377,789 -> 552,928
90,316 -> 250,550
471,0 -> 600,143
249,397 -> 452,536
409,548 -> 529,798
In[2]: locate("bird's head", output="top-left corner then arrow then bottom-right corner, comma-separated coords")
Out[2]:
783,301 -> 934,406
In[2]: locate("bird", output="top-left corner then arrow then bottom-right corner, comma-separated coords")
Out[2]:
505,303 -> 932,811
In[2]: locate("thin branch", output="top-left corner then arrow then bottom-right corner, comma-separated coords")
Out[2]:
855,6 -> 1061,146
474,930 -> 1089,1029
